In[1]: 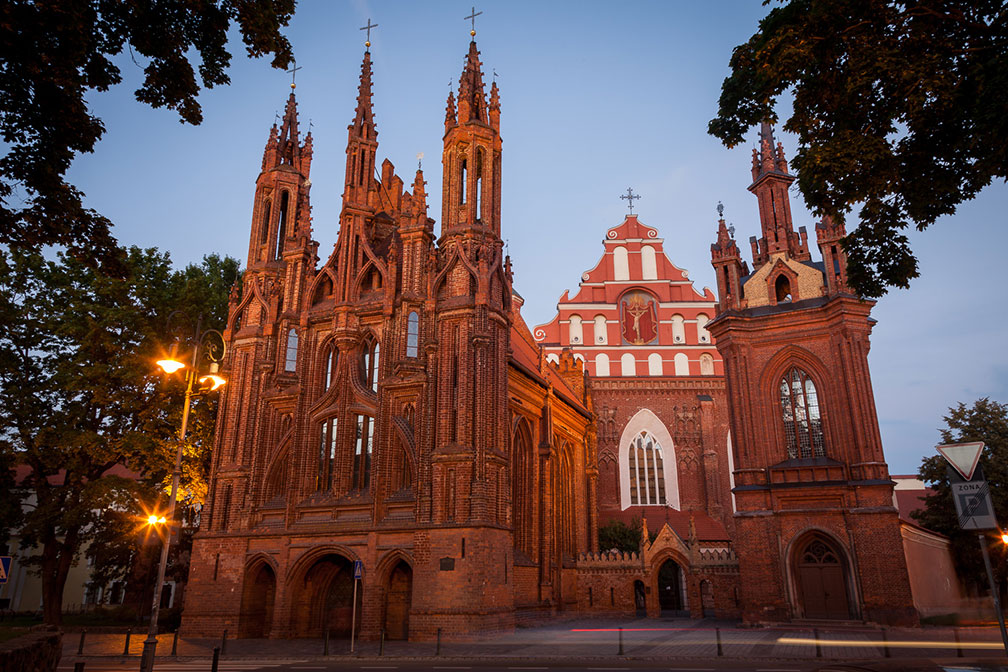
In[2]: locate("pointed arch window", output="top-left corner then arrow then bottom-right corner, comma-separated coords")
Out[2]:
260,199 -> 272,246
360,337 -> 380,393
627,431 -> 666,506
324,343 -> 338,389
353,414 -> 373,491
284,329 -> 298,372
475,148 -> 485,221
779,367 -> 825,459
406,312 -> 420,357
459,157 -> 467,205
275,190 -> 290,260
317,417 -> 338,492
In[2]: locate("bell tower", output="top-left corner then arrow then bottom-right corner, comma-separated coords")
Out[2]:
708,123 -> 916,626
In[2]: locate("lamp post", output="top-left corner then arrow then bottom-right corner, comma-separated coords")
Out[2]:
140,312 -> 225,672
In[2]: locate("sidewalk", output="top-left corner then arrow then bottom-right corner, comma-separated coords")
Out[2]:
61,617 -> 1008,664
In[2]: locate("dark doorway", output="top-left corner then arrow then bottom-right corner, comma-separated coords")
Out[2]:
293,554 -> 361,638
633,580 -> 646,618
795,536 -> 851,619
239,563 -> 276,638
657,559 -> 685,616
384,561 -> 412,640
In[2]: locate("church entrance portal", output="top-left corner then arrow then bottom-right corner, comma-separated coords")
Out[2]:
657,559 -> 685,616
384,561 -> 412,640
293,554 -> 361,638
794,536 -> 851,619
239,562 -> 276,638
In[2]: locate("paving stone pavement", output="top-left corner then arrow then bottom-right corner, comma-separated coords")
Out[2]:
61,617 -> 1008,663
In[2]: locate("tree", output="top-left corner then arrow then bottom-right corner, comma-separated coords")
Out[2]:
598,518 -> 643,554
0,247 -> 239,624
0,0 -> 294,274
708,1 -> 1008,298
914,398 -> 1008,603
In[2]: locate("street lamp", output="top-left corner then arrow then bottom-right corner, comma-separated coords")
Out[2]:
140,312 -> 226,672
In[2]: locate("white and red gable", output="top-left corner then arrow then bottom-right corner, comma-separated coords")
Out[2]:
533,215 -> 723,378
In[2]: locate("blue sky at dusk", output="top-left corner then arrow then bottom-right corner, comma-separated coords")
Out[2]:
68,1 -> 1008,475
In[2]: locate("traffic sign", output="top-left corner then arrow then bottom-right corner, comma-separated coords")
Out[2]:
951,479 -> 998,530
353,560 -> 363,580
937,442 -> 984,481
0,556 -> 11,584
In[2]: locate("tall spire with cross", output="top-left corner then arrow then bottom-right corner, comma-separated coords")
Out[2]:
360,18 -> 378,50
343,40 -> 378,209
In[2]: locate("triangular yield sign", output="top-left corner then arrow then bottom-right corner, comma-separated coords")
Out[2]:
937,442 -> 985,481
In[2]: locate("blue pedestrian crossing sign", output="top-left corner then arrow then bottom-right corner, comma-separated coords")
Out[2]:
353,560 -> 363,580
0,556 -> 11,584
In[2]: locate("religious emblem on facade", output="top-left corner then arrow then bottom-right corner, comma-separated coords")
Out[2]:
620,290 -> 658,345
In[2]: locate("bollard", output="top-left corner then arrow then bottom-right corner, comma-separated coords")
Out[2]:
954,627 -> 964,658
716,627 -> 723,657
220,629 -> 227,657
881,627 -> 891,658
211,646 -> 220,672
122,628 -> 131,656
77,629 -> 86,655
618,626 -> 624,655
813,628 -> 822,658
171,629 -> 178,657
323,628 -> 329,656
436,627 -> 442,656
73,663 -> 85,672
379,629 -> 385,657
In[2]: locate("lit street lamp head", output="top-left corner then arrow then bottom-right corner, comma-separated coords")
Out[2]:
156,341 -> 185,374
1002,532 -> 1008,545
198,361 -> 226,391
147,515 -> 166,525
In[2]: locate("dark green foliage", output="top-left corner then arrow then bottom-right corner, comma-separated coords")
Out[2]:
914,398 -> 1008,601
709,1 -> 1008,298
0,1 -> 295,273
0,248 -> 239,624
598,518 -> 643,554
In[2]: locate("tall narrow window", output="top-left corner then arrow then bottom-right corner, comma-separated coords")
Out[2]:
568,314 -> 583,344
361,338 -> 380,393
317,417 -> 338,491
647,353 -> 663,376
696,313 -> 711,343
284,329 -> 298,372
673,352 -> 689,376
359,149 -> 365,186
620,352 -> 636,376
627,431 -> 667,506
259,199 -> 271,246
594,315 -> 608,344
459,158 -> 467,205
595,353 -> 610,377
353,415 -> 373,491
671,314 -> 686,343
275,190 -> 290,260
613,246 -> 629,281
324,344 -> 338,389
406,312 -> 419,357
475,149 -> 484,221
640,245 -> 658,280
779,367 -> 825,459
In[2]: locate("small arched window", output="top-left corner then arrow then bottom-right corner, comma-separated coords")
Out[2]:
779,367 -> 825,459
699,353 -> 714,376
275,190 -> 290,260
696,313 -> 711,343
595,353 -> 610,376
673,352 -> 689,376
284,329 -> 298,372
594,315 -> 608,344
324,344 -> 338,389
627,430 -> 666,506
406,312 -> 420,357
613,246 -> 630,281
671,314 -> 686,343
775,274 -> 792,303
620,353 -> 636,376
640,245 -> 657,280
568,314 -> 583,345
647,353 -> 662,376
361,338 -> 380,393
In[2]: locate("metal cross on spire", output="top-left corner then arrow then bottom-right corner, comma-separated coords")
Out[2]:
620,187 -> 641,215
360,18 -> 378,48
465,6 -> 482,36
286,58 -> 302,90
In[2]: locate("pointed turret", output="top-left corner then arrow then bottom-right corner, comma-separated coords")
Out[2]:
457,41 -> 489,125
488,80 -> 500,131
816,214 -> 852,295
344,50 -> 379,208
710,204 -> 746,313
445,90 -> 457,131
748,122 -> 810,269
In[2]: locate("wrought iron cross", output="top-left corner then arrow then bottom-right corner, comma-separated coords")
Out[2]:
620,187 -> 640,214
286,59 -> 302,88
360,18 -> 378,46
717,201 -> 724,218
465,6 -> 482,35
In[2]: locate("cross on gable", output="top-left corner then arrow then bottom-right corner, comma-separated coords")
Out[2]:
620,187 -> 641,215
360,18 -> 378,47
465,6 -> 482,36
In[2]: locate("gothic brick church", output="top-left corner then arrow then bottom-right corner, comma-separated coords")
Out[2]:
182,37 -> 947,640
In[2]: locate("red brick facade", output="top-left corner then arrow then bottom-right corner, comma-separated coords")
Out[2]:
181,42 -> 596,641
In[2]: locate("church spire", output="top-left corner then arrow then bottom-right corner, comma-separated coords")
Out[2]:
343,49 -> 379,208
350,50 -> 377,142
748,121 -> 809,268
457,40 -> 489,125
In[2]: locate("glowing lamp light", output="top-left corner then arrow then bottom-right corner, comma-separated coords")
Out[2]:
147,515 -> 166,525
156,342 -> 185,374
1002,532 -> 1008,545
198,362 -> 226,391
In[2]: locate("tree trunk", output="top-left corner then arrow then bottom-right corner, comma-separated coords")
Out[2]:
40,529 -> 79,625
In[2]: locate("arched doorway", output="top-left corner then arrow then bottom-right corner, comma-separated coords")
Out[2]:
292,554 -> 361,638
657,559 -> 685,616
239,562 -> 276,638
793,535 -> 851,619
633,580 -> 646,618
384,560 -> 412,640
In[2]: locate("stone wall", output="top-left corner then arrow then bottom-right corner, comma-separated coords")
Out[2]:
0,627 -> 61,672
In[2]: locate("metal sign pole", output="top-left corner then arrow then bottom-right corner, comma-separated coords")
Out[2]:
350,577 -> 358,653
978,533 -> 1008,655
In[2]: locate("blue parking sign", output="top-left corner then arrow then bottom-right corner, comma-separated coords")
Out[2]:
0,556 -> 11,584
